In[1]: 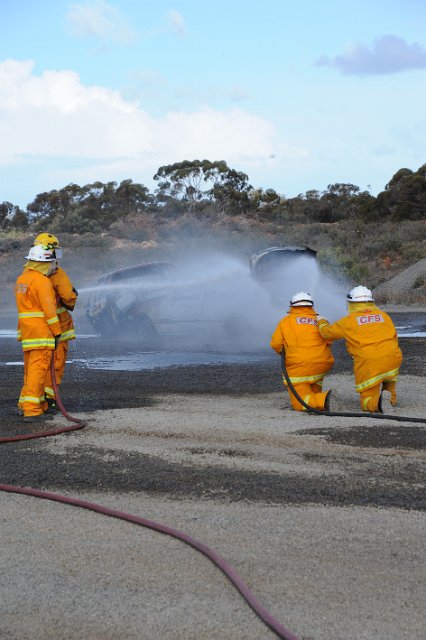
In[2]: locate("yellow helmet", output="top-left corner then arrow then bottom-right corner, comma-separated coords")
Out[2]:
33,232 -> 62,258
33,232 -> 60,249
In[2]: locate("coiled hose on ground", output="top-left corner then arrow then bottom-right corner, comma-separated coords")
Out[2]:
280,352 -> 426,423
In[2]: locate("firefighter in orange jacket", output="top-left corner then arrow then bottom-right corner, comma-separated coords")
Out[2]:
317,286 -> 402,413
16,245 -> 62,422
33,233 -> 78,408
270,292 -> 334,411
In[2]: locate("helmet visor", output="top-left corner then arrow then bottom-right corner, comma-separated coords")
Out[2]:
53,247 -> 63,259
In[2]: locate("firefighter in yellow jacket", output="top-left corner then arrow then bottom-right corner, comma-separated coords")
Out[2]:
16,245 -> 62,422
33,233 -> 78,408
317,286 -> 402,413
270,292 -> 334,411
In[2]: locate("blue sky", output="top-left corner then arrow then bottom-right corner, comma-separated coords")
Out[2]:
1,0 -> 426,207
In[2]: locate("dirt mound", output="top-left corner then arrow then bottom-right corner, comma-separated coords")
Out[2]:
374,258 -> 426,304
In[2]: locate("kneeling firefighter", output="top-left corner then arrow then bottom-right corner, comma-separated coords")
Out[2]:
317,286 -> 402,413
33,233 -> 78,408
16,246 -> 62,421
270,292 -> 334,411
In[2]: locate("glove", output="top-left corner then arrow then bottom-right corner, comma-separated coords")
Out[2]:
54,334 -> 62,349
316,315 -> 328,323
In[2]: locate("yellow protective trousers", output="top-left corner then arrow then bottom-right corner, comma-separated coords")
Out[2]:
19,349 -> 51,416
283,378 -> 328,412
360,380 -> 398,412
318,303 -> 402,414
44,340 -> 69,400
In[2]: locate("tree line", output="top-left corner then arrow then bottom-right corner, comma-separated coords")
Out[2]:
1,160 -> 425,234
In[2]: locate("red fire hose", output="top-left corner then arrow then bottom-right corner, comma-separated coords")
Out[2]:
0,483 -> 300,640
0,354 -> 301,640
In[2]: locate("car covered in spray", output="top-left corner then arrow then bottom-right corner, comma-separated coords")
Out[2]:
250,245 -> 316,281
85,246 -> 317,342
86,262 -> 173,340
249,245 -> 317,307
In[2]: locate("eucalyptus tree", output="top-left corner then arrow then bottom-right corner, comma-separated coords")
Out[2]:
153,159 -> 252,215
376,165 -> 426,220
0,201 -> 28,229
26,180 -> 152,232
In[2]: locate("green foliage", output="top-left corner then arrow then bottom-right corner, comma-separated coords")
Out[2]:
1,159 -> 425,304
0,201 -> 29,229
154,159 -> 217,212
413,274 -> 425,289
153,159 -> 252,216
248,188 -> 282,220
26,180 -> 151,233
317,246 -> 369,284
375,164 -> 426,220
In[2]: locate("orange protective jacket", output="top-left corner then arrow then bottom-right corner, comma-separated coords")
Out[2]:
270,306 -> 334,384
50,267 -> 77,342
317,303 -> 402,392
16,268 -> 62,350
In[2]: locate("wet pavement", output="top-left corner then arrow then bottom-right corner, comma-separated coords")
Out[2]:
1,303 -> 425,504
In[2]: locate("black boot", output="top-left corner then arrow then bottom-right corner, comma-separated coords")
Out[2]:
45,398 -> 59,413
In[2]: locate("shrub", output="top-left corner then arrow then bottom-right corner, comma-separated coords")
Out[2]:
413,274 -> 425,289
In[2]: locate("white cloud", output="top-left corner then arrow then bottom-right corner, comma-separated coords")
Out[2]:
0,60 -> 296,187
317,35 -> 426,75
167,11 -> 187,37
66,0 -> 137,44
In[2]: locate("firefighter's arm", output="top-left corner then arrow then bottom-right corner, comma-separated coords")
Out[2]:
317,316 -> 346,341
52,268 -> 78,311
39,278 -> 62,337
270,321 -> 286,354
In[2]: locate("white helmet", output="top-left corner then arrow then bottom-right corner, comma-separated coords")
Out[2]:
290,291 -> 314,307
346,285 -> 374,302
25,245 -> 56,262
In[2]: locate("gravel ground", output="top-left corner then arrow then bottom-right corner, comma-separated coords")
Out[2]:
0,318 -> 425,640
374,258 -> 426,303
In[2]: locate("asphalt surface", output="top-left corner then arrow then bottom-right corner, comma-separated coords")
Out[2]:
0,319 -> 425,640
1,332 -> 425,507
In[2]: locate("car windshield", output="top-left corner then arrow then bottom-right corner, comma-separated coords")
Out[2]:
110,263 -> 172,283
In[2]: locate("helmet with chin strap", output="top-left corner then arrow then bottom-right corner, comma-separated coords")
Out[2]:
25,245 -> 56,262
290,291 -> 314,307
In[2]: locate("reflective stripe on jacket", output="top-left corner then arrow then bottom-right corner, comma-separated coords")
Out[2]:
270,306 -> 334,382
49,267 -> 77,341
317,303 -> 402,391
16,268 -> 61,350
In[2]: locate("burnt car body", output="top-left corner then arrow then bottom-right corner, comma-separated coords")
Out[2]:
86,262 -> 173,340
86,246 -> 317,342
250,246 -> 317,307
